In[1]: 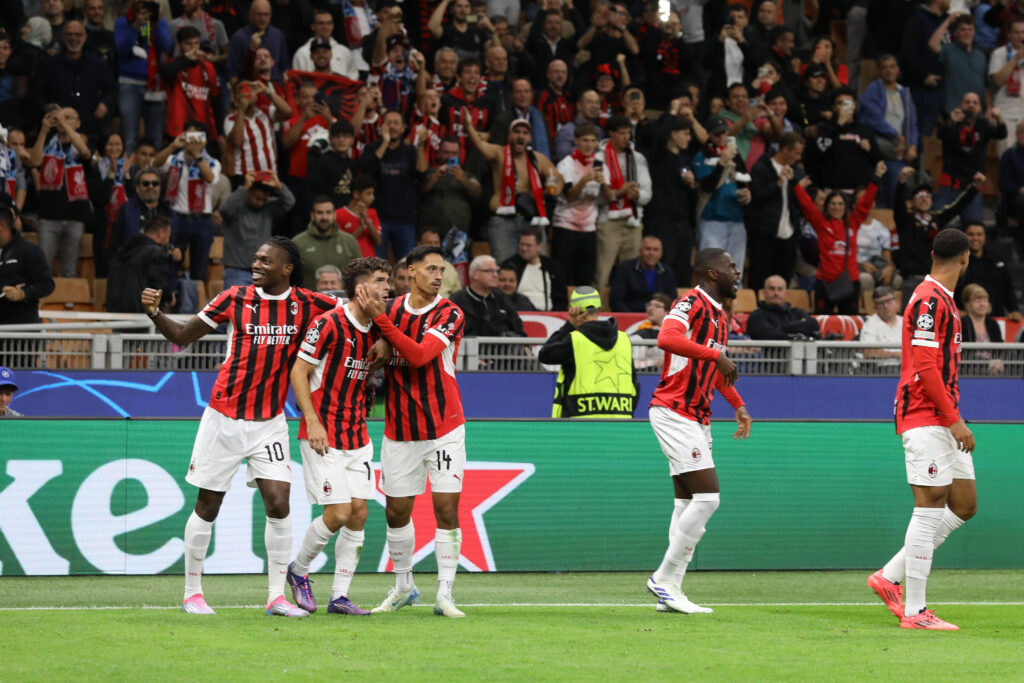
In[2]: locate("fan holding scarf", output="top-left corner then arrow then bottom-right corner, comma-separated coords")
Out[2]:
464,109 -> 563,264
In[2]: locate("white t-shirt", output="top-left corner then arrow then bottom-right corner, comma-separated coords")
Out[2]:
518,262 -> 551,311
857,218 -> 892,262
859,313 -> 901,345
553,154 -> 600,232
989,44 -> 1024,119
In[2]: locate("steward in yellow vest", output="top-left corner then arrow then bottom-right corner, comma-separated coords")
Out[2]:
537,286 -> 638,418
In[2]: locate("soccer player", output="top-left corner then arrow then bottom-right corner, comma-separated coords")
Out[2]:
645,248 -> 752,613
354,245 -> 468,618
285,257 -> 392,616
868,228 -> 976,631
140,236 -> 338,618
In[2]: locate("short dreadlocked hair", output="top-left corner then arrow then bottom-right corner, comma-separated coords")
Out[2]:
265,236 -> 304,287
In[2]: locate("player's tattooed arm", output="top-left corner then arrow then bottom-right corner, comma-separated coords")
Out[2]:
140,288 -> 213,346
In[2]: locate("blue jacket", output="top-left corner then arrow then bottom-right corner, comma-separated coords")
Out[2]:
998,144 -> 1024,199
114,16 -> 173,82
609,258 -> 678,312
859,79 -> 919,147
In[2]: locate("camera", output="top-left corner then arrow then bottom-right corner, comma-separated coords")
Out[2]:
185,131 -> 207,144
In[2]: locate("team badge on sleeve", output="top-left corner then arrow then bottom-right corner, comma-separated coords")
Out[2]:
916,313 -> 934,331
305,327 -> 321,345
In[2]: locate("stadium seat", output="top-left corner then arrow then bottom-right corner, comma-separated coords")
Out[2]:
734,288 -> 757,313
922,137 -> 942,186
23,231 -> 38,243
676,287 -> 688,298
196,280 -> 208,307
208,279 -> 224,299
785,289 -> 811,312
207,236 -> 224,283
599,286 -> 610,311
472,241 -> 491,258
41,277 -> 93,311
92,278 -> 107,312
868,209 -> 895,232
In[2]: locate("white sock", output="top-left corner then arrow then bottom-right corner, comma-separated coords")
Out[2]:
387,522 -> 416,591
265,516 -> 292,603
435,528 -> 461,598
183,512 -> 213,600
669,499 -> 691,586
881,507 -> 966,584
332,527 -> 364,599
903,507 -> 944,616
293,516 -> 334,577
652,493 -> 720,585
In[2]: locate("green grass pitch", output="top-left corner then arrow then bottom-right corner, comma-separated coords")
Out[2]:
2,571 -> 1022,681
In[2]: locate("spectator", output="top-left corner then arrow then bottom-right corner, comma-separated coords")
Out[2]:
30,107 -> 96,278
391,256 -> 411,296
497,263 -> 537,311
646,115 -> 698,285
552,121 -> 604,286
809,88 -> 879,192
226,0 -> 289,83
161,26 -> 220,143
0,203 -> 54,324
764,26 -> 799,90
858,285 -> 902,363
465,115 -> 562,263
416,227 -> 463,297
594,114 -> 652,288
576,2 -> 640,77
901,0 -> 947,143
489,79 -> 551,158
93,132 -> 130,275
744,131 -> 803,291
418,137 -> 481,240
623,86 -> 657,160
482,45 -> 512,116
694,115 -> 751,280
449,255 -> 526,336
315,264 -> 342,293
32,21 -> 115,144
305,119 -> 358,210
152,121 -> 221,281
989,19 -> 1024,156
362,2 -> 403,70
430,0 -> 490,61
609,235 -> 678,312
707,4 -> 761,94
108,168 -> 177,266
795,62 -> 833,138
893,166 -> 983,304
83,0 -> 117,80
501,225 -> 569,311
105,215 -> 178,312
0,367 -> 21,417
929,13 -> 986,116
554,89 -> 605,162
0,125 -> 27,210
282,80 -> 334,231
368,35 -> 416,116
955,221 -> 1022,320
998,120 -> 1024,258
934,92 -> 1006,225
536,59 -> 575,146
856,212 -> 902,300
793,161 -> 884,314
747,274 -> 821,339
169,0 -> 228,72
631,292 -> 674,340
333,0 -> 376,54
223,80 -> 286,185
292,9 -> 363,80
246,46 -> 292,122
525,11 -> 575,90
858,54 -> 919,208
215,171 -> 295,288
292,195 -> 361,289
440,57 -> 494,159
334,174 -> 382,258
538,285 -> 638,419
0,31 -> 21,128
804,36 -> 847,88
720,83 -> 765,162
115,0 -> 173,153
362,110 -> 426,260
960,282 -> 1007,375
420,47 -> 459,96
407,88 -> 446,167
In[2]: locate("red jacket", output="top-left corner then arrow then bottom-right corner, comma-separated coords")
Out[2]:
794,182 -> 878,283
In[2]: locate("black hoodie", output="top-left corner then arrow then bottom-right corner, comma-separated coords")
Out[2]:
0,230 -> 55,324
105,233 -> 177,313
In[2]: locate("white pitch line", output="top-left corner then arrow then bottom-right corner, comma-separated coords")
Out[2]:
1,601 -> 1023,612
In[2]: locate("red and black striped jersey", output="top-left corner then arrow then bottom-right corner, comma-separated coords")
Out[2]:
359,114 -> 382,145
536,89 -> 574,143
895,276 -> 962,433
441,90 -> 493,163
296,304 -> 378,450
407,109 -> 445,166
650,286 -> 732,425
199,286 -> 338,420
382,294 -> 465,441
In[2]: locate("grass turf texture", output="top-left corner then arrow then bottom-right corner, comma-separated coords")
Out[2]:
2,571 -> 1022,681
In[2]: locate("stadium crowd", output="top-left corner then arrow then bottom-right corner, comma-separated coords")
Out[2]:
1,0 -> 1023,327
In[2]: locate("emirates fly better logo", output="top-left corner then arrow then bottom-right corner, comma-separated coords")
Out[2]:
372,462 -> 535,572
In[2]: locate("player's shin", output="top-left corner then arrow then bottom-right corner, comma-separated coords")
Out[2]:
333,527 -> 364,599
184,511 -> 213,599
881,506 -> 967,584
293,516 -> 334,577
265,516 -> 292,602
669,499 -> 691,586
387,522 -> 416,591
653,493 -> 719,584
435,528 -> 462,598
903,507 -> 944,616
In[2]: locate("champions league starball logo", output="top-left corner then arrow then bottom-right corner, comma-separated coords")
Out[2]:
305,327 -> 320,345
679,300 -> 692,312
917,313 -> 934,331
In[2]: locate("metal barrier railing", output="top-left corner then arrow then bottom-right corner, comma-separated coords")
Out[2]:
2,323 -> 1022,378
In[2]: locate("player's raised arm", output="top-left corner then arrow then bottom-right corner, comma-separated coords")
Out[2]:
141,288 -> 214,346
356,284 -> 451,367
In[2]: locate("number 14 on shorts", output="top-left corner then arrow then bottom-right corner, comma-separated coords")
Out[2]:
436,449 -> 451,470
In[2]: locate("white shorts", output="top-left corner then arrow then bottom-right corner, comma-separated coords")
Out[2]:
649,405 -> 715,475
186,407 -> 291,492
380,424 -> 466,497
902,425 -> 976,487
299,440 -> 375,505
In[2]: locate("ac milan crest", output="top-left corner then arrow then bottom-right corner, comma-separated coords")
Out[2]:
691,447 -> 701,462
323,480 -> 332,495
927,462 -> 938,478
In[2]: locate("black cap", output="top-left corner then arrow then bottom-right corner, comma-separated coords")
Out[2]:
310,37 -> 332,51
805,63 -> 828,79
706,115 -> 729,135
